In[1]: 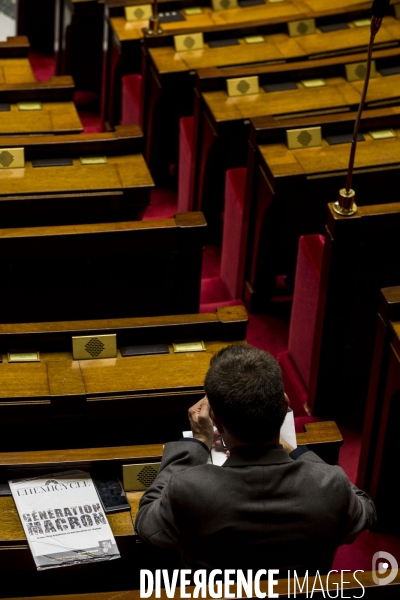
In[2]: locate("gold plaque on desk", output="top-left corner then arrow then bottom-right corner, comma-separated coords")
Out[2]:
212,0 -> 238,11
301,78 -> 326,88
0,147 -> 25,169
227,76 -> 259,97
288,18 -> 316,37
174,32 -> 204,52
72,334 -> 117,360
172,341 -> 206,353
286,127 -> 322,150
345,61 -> 376,82
123,463 -> 161,491
80,156 -> 108,165
184,6 -> 203,14
17,102 -> 42,111
124,5 -> 152,21
353,18 -> 371,27
369,129 -> 396,140
8,352 -> 40,363
244,35 -> 265,44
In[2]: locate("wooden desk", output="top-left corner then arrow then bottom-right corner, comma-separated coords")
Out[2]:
0,306 -> 244,450
0,101 -> 83,135
0,126 -> 153,226
0,58 -> 35,85
241,123 -> 400,307
0,212 -> 206,324
102,0 -> 385,127
0,421 -> 343,476
0,456 -> 136,592
146,17 -> 400,179
0,36 -> 30,59
357,287 -> 400,532
306,203 -> 400,422
192,62 -> 400,238
0,75 -> 75,103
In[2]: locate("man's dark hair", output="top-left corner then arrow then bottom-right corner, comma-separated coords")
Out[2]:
204,344 -> 287,444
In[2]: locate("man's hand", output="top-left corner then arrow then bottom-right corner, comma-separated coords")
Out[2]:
188,397 -> 214,450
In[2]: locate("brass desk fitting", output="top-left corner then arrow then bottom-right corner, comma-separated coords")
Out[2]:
333,189 -> 357,216
145,15 -> 163,35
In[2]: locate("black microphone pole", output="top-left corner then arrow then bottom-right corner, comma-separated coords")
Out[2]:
334,0 -> 391,216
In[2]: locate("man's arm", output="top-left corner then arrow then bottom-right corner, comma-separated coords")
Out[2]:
134,398 -> 214,547
281,441 -> 377,542
343,480 -> 377,543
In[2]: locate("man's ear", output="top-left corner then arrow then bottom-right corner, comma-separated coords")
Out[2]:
210,409 -> 225,434
284,393 -> 290,411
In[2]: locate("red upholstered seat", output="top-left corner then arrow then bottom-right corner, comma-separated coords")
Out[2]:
121,74 -> 142,126
220,168 -> 247,299
177,117 -> 194,213
278,234 -> 325,412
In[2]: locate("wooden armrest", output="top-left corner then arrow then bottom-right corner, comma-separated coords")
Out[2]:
296,421 -> 343,464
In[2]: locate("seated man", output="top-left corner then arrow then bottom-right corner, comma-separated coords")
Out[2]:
135,345 -> 376,573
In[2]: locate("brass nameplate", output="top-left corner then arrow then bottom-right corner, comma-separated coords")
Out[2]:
227,76 -> 259,97
301,78 -> 326,88
80,156 -> 108,165
244,35 -> 265,44
125,5 -> 152,21
172,341 -> 206,353
353,18 -> 371,27
123,463 -> 161,491
72,334 -> 117,360
174,32 -> 204,52
8,352 -> 40,363
184,7 -> 203,14
345,61 -> 376,82
395,4 -> 400,19
212,0 -> 238,11
269,0 -> 286,3
17,102 -> 42,111
369,129 -> 397,140
288,18 -> 316,37
0,147 -> 25,169
286,127 -> 322,150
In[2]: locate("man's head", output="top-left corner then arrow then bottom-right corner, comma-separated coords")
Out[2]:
204,344 -> 287,444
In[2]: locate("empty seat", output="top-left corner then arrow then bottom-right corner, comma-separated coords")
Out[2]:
178,116 -> 194,213
121,74 -> 142,126
278,234 -> 325,411
221,168 -> 247,299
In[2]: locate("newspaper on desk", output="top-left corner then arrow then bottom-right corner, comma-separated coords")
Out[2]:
9,470 -> 120,570
183,408 -> 297,466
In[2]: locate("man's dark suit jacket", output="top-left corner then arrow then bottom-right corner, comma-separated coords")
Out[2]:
135,440 -> 376,573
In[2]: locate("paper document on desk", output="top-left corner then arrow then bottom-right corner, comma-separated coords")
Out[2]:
183,408 -> 297,466
280,407 -> 297,449
9,470 -> 120,570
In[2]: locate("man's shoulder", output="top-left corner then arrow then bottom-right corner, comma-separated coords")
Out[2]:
292,452 -> 355,496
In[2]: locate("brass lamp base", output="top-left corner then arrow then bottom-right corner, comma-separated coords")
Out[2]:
333,188 -> 358,216
145,16 -> 163,35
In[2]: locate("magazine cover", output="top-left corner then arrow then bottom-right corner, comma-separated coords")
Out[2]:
9,470 -> 121,570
